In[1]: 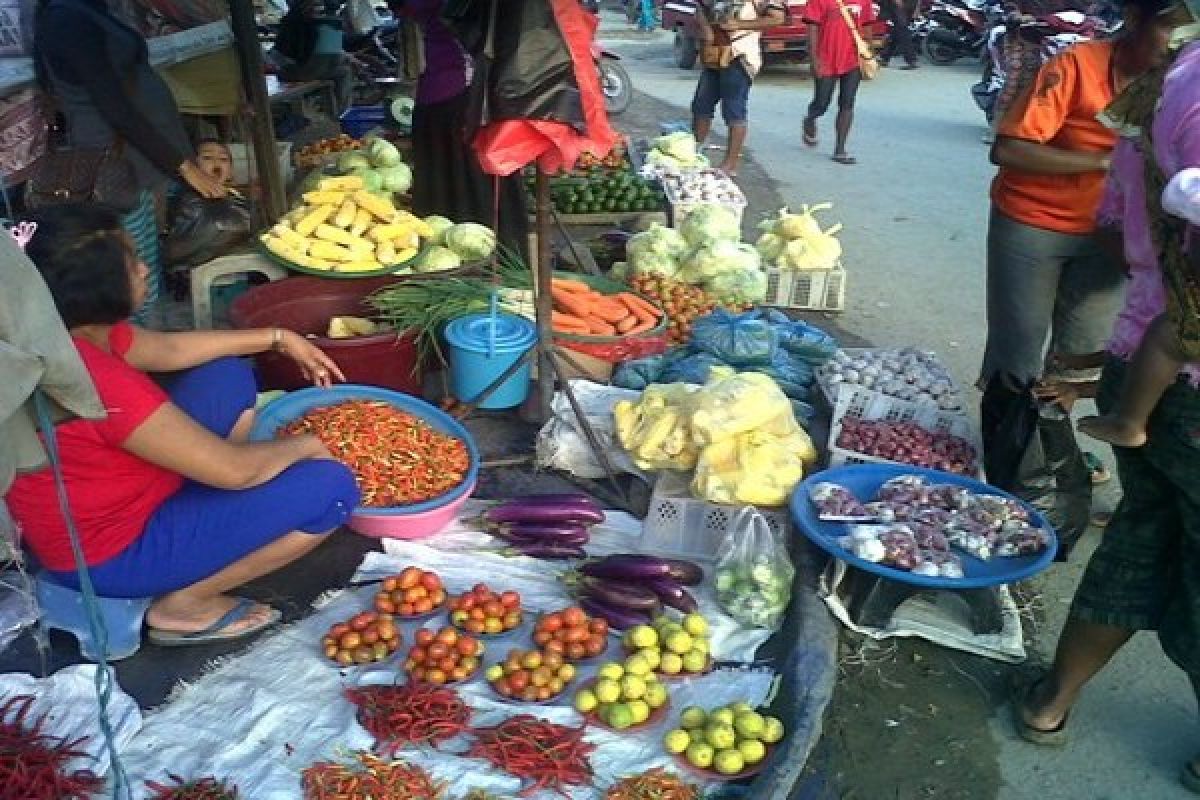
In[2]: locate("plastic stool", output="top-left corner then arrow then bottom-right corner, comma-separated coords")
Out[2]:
35,573 -> 151,662
191,253 -> 287,329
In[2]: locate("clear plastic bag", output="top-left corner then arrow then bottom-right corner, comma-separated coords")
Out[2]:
714,508 -> 794,631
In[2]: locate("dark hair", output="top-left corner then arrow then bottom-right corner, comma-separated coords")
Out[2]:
195,138 -> 231,152
22,203 -> 135,328
1122,0 -> 1177,20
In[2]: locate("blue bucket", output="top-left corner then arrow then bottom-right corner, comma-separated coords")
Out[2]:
443,312 -> 537,410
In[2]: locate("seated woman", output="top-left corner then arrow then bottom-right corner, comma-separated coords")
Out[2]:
5,204 -> 360,646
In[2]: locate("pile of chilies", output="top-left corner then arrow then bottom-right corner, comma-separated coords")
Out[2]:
280,400 -> 469,507
144,774 -> 240,799
605,768 -> 701,800
465,715 -> 595,798
0,694 -> 103,800
344,683 -> 471,755
301,752 -> 445,800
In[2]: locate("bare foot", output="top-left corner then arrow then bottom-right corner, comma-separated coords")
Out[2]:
1078,415 -> 1148,448
717,162 -> 739,178
146,595 -> 274,636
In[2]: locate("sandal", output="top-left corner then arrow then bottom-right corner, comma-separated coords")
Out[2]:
1084,452 -> 1111,485
147,597 -> 281,647
803,119 -> 818,147
1012,676 -> 1070,747
1181,759 -> 1200,794
832,154 -> 858,165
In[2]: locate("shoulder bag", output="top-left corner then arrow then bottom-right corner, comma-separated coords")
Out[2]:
833,0 -> 879,80
26,134 -> 140,214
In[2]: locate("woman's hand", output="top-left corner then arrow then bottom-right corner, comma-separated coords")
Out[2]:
1033,380 -> 1082,411
277,330 -> 346,387
180,160 -> 228,199
1046,350 -> 1107,372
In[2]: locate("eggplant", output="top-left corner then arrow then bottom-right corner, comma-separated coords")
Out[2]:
484,501 -> 605,527
579,577 -> 662,612
495,522 -> 591,541
509,542 -> 587,560
510,493 -> 600,510
580,554 -> 674,581
644,577 -> 699,614
491,527 -> 590,548
661,558 -> 704,587
580,596 -> 651,631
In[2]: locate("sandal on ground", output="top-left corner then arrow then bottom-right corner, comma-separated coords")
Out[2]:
147,597 -> 281,647
1181,760 -> 1200,794
803,119 -> 818,147
832,154 -> 858,165
1012,677 -> 1069,747
1084,452 -> 1111,485
1090,510 -> 1113,529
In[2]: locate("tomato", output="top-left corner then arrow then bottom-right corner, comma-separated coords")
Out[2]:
420,572 -> 443,592
398,567 -> 421,590
588,619 -> 608,636
382,577 -> 399,593
483,600 -> 504,618
435,627 -> 458,646
324,644 -> 338,659
415,629 -> 435,646
438,657 -> 457,673
543,651 -> 564,670
456,637 -> 478,657
472,583 -> 488,595
536,686 -> 552,701
548,677 -> 564,694
500,591 -> 520,609
375,597 -> 396,614
457,595 -> 475,611
335,650 -> 355,666
451,665 -> 469,681
484,618 -> 503,635
545,639 -> 566,656
460,656 -> 478,673
399,602 -> 416,616
566,642 -> 587,661
533,630 -> 552,646
507,671 -> 529,692
426,668 -> 447,685
540,613 -> 564,633
429,589 -> 446,606
413,597 -> 434,614
502,611 -> 521,630
470,607 -> 487,621
354,646 -> 375,664
530,667 -> 551,687
330,624 -> 351,638
372,642 -> 389,661
562,607 -> 586,628
339,631 -> 362,649
585,634 -> 606,656
409,648 -> 426,665
350,612 -> 375,631
361,628 -> 380,645
466,619 -> 486,634
562,626 -> 589,644
407,586 -> 428,602
494,678 -> 512,696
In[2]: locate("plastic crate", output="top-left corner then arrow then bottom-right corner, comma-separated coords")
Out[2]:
339,105 -> 387,138
0,1 -> 25,57
764,264 -> 846,312
226,142 -> 293,188
641,472 -> 790,559
814,347 -> 964,413
662,170 -> 747,227
826,388 -> 984,477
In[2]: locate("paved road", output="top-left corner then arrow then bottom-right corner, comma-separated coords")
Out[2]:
599,16 -> 1198,800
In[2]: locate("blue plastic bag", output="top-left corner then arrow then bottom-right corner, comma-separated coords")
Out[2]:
612,355 -> 665,390
661,352 -> 728,385
690,309 -> 778,367
779,320 -> 838,365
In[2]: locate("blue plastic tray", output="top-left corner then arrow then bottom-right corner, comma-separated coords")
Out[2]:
250,384 -> 480,515
790,464 -> 1058,590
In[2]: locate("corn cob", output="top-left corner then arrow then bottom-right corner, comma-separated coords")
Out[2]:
353,190 -> 397,221
350,208 -> 373,237
308,240 -> 356,262
302,190 -> 346,206
335,260 -> 384,273
318,175 -> 364,191
376,241 -> 398,265
269,224 -> 309,252
314,223 -> 372,253
367,222 -> 414,244
295,204 -> 335,236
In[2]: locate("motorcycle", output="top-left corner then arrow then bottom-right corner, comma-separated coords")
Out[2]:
923,0 -> 996,65
594,43 -> 633,115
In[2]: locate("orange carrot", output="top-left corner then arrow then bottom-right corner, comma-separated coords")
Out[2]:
585,316 -> 617,336
551,286 -> 595,318
617,292 -> 661,319
552,278 -> 592,294
624,319 -> 657,335
590,300 -> 628,324
615,314 -> 639,334
552,310 -> 590,328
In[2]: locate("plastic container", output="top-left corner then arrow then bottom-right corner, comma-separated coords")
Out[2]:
764,264 -> 847,312
229,275 -> 421,394
340,105 -> 387,138
443,312 -> 537,409
642,472 -> 790,559
35,573 -> 151,662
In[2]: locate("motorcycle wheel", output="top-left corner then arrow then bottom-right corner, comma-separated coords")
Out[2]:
924,28 -> 963,65
599,58 -> 633,115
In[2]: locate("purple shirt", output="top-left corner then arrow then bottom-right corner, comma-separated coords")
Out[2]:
404,0 -> 473,106
1097,41 -> 1200,386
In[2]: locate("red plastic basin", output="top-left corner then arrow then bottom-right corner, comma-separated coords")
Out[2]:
229,275 -> 421,394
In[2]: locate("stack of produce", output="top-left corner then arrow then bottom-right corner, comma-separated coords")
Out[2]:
320,611 -> 402,665
835,416 -> 978,475
624,274 -> 743,345
820,347 -> 965,411
714,551 -> 793,630
403,626 -> 485,684
662,703 -> 785,776
755,205 -> 843,272
0,695 -> 105,800
374,567 -> 448,617
660,169 -> 745,214
449,584 -> 522,635
549,277 -> 663,337
530,149 -> 667,215
623,613 -> 712,676
486,647 -> 577,702
532,605 -> 610,661
294,134 -> 360,169
480,492 -> 605,560
613,370 -> 817,505
565,554 -> 703,629
344,682 -> 471,754
466,715 -> 595,797
573,659 -> 670,730
641,132 -> 709,173
605,769 -> 700,800
301,753 -> 445,800
317,136 -> 412,198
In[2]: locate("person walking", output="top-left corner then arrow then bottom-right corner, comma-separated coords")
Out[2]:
691,0 -> 787,177
802,0 -> 877,164
879,0 -> 920,69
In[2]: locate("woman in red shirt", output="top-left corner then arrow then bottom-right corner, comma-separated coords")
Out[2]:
802,0 -> 876,164
6,204 -> 360,646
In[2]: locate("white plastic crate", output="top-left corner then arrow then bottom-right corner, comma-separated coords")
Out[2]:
0,1 -> 24,57
641,472 -> 790,559
662,170 -> 747,227
764,264 -> 846,312
826,388 -> 984,477
814,347 -> 965,413
227,142 -> 294,188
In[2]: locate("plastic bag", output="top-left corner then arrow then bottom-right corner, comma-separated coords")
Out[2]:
164,190 -> 252,271
778,320 -> 838,365
689,371 -> 794,446
749,351 -> 815,400
692,430 -> 810,506
660,352 -> 727,386
714,508 -> 794,631
690,309 -> 778,367
612,355 -> 665,390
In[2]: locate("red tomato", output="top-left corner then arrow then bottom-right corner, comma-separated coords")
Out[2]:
500,591 -> 520,609
415,629 -> 435,646
420,572 -> 442,592
398,567 -> 421,590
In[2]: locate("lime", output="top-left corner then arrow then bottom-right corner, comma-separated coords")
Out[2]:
705,723 -> 736,751
714,748 -> 745,775
636,648 -> 661,670
739,738 -> 767,765
485,665 -> 504,682
620,674 -> 647,701
598,662 -> 625,682
682,650 -> 708,674
762,716 -> 785,744
728,701 -> 755,715
574,689 -> 598,714
710,709 -> 735,727
626,625 -> 658,650
628,699 -> 651,725
685,742 -> 715,770
682,613 -> 709,637
643,681 -> 668,710
734,711 -> 766,740
624,654 -> 653,677
663,728 -> 691,754
604,703 -> 635,730
595,678 -> 621,704
659,652 -> 684,675
665,631 -> 694,655
680,706 -> 708,730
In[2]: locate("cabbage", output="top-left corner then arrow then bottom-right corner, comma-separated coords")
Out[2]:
756,232 -> 785,262
652,131 -> 699,163
680,205 -> 740,248
680,240 -> 760,282
379,163 -> 412,193
366,137 -> 403,168
337,152 -> 370,173
351,167 -> 384,192
423,215 -> 454,244
629,250 -> 679,277
627,223 -> 688,261
705,268 -> 768,305
415,245 -> 463,272
390,96 -> 415,127
444,222 -> 496,261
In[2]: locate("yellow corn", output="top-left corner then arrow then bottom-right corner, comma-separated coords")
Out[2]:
334,199 -> 357,229
318,175 -> 364,191
393,246 -> 419,265
269,224 -> 309,252
309,240 -> 356,262
367,222 -> 414,244
302,190 -> 346,206
335,260 -> 384,273
353,190 -> 397,221
261,234 -> 306,263
394,211 -> 435,240
392,231 -> 420,251
350,208 -> 373,237
295,204 -> 335,236
376,241 -> 398,265
295,254 -> 335,271
314,223 -> 372,253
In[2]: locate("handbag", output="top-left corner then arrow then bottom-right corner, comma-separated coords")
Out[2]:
25,140 -> 140,214
698,9 -> 735,69
833,0 -> 880,80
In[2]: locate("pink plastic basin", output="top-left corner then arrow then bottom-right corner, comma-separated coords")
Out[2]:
348,478 -> 476,540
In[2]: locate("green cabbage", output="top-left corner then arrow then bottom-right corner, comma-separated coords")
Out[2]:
366,137 -> 403,168
422,215 -> 454,245
652,131 -> 699,163
444,222 -> 496,262
379,164 -> 412,193
680,205 -> 740,248
337,151 -> 370,173
756,232 -> 785,262
351,167 -> 384,192
415,245 -> 463,272
627,223 -> 688,260
705,267 -> 767,305
680,240 -> 760,282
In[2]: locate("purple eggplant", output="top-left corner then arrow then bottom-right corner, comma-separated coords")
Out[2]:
579,577 -> 662,612
580,596 -> 651,631
580,554 -> 674,581
484,501 -> 605,527
644,578 -> 699,613
508,542 -> 587,560
661,558 -> 704,587
510,493 -> 600,509
491,527 -> 591,548
495,522 -> 591,540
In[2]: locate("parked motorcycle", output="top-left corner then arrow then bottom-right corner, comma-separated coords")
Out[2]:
594,43 -> 633,115
923,0 -> 997,65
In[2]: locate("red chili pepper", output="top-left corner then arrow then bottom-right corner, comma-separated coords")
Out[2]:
144,774 -> 240,800
0,695 -> 105,800
345,683 -> 471,756
465,715 -> 595,798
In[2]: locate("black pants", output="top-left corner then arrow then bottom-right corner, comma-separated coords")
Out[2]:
808,69 -> 862,118
880,0 -> 918,66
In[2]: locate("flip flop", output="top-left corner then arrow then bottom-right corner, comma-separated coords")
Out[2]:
803,120 -> 818,147
1084,452 -> 1111,485
832,154 -> 858,165
1012,678 -> 1069,747
1181,759 -> 1200,794
147,598 -> 281,647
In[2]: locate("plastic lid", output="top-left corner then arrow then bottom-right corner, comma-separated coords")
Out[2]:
443,312 -> 537,355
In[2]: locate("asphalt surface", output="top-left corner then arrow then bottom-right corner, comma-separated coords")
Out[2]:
598,13 -> 1198,800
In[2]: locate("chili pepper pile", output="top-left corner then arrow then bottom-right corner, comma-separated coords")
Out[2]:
465,715 -> 595,798
301,752 -> 445,800
604,768 -> 700,800
145,774 -> 240,799
344,683 -> 471,755
0,694 -> 104,800
281,400 -> 469,506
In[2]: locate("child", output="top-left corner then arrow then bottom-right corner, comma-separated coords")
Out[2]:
164,139 -> 250,286
195,139 -> 235,186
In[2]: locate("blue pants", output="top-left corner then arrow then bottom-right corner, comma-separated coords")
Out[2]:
691,63 -> 752,127
51,358 -> 360,597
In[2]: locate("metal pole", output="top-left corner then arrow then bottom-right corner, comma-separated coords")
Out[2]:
534,166 -> 556,422
227,0 -> 287,222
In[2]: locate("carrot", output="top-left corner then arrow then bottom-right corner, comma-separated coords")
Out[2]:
552,286 -> 595,318
590,300 -> 628,324
552,278 -> 592,294
552,310 -> 589,327
615,314 -> 639,334
585,316 -> 617,336
617,292 -> 661,319
624,319 -> 657,335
